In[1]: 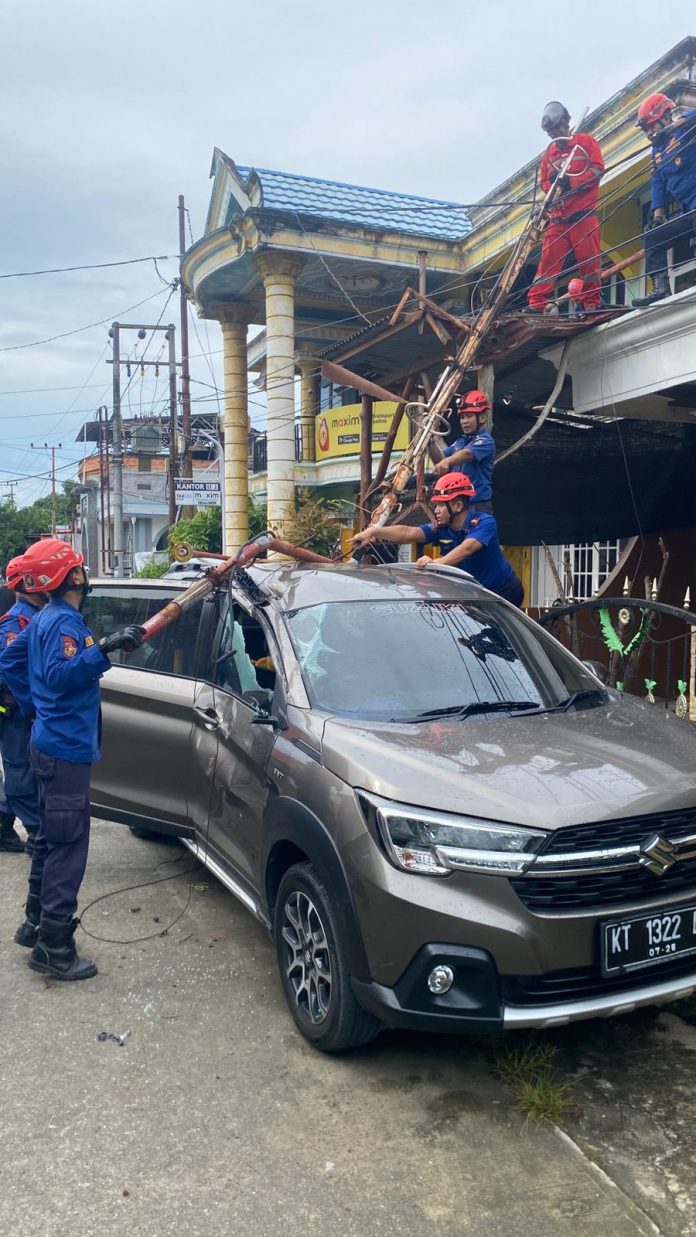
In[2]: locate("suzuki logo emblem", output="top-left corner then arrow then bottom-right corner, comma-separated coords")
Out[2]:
639,834 -> 678,876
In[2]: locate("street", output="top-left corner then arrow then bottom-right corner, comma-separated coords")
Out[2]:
2,822 -> 695,1236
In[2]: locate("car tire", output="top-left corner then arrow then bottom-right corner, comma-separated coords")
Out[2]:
273,862 -> 381,1053
127,825 -> 180,845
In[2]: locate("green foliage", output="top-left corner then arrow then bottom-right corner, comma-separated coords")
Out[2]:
248,496 -> 268,538
282,488 -> 342,557
168,498 -> 268,555
0,481 -> 80,569
136,559 -> 169,579
170,506 -> 223,553
491,1042 -> 574,1125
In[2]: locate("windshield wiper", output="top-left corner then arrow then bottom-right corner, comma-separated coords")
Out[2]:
393,700 -> 541,723
552,688 -> 608,713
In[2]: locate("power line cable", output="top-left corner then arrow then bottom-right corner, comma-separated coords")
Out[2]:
0,255 -> 177,280
0,287 -> 170,353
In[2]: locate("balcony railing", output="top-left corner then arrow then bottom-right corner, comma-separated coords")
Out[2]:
249,427 -> 303,474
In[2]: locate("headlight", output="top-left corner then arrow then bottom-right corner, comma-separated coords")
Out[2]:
358,791 -> 546,877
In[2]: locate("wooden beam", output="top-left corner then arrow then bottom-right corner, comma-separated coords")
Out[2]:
425,312 -> 452,347
359,395 -> 373,530
320,360 -> 407,405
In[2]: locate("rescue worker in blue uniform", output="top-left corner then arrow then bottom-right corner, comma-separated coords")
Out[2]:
351,472 -> 524,606
429,390 -> 495,513
4,539 -> 144,980
633,92 -> 696,306
0,548 -> 48,854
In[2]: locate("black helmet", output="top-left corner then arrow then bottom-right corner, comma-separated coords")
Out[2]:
541,101 -> 571,134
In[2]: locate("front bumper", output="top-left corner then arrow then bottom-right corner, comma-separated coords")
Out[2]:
352,943 -> 696,1035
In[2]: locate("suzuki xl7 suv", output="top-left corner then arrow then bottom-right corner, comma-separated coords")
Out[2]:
84,562 -> 696,1052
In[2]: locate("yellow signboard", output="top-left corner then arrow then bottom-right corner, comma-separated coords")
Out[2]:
315,402 -> 409,461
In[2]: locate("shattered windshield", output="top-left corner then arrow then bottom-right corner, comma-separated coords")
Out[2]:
284,600 -> 603,722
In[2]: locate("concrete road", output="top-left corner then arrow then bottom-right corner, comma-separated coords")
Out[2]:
0,822 -> 683,1237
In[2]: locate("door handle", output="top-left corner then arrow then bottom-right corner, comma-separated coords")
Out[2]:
193,705 -> 221,731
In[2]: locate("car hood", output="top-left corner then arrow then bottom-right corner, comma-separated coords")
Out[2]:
320,696 -> 696,829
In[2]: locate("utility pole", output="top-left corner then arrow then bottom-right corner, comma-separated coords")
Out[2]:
110,321 -> 178,575
111,323 -> 124,577
167,325 -> 178,529
2,481 -> 17,506
30,443 -> 62,534
178,197 -> 193,519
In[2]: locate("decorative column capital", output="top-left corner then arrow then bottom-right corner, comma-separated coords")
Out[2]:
202,301 -> 255,328
255,251 -> 306,283
295,348 -> 318,372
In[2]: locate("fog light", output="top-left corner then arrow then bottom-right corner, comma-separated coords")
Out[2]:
427,964 -> 454,994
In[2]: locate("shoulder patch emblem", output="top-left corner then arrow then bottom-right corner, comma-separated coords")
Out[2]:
5,631 -> 17,645
62,635 -> 78,659
84,635 -> 94,647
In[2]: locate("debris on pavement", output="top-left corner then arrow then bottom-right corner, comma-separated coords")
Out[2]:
97,1029 -> 131,1046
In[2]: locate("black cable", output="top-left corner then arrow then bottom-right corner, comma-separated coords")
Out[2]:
0,287 -> 171,354
78,850 -> 203,944
0,255 -> 177,280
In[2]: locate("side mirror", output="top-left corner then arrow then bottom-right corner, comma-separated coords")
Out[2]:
582,659 -> 609,684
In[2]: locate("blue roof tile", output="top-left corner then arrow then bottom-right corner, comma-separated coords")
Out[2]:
233,165 -> 471,241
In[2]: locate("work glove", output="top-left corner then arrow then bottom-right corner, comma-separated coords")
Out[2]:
98,625 -> 146,656
550,173 -> 570,191
648,214 -> 665,230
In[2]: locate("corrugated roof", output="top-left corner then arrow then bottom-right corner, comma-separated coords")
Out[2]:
233,165 -> 471,241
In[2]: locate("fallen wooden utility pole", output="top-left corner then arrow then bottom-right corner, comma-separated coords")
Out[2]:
363,139 -> 586,531
128,535 -> 335,649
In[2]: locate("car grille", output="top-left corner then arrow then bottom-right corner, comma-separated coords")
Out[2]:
502,954 -> 696,1006
512,807 -> 696,912
539,808 -> 696,855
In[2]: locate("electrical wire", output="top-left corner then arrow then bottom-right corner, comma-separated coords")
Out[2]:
0,255 -> 177,280
0,287 -> 171,353
78,849 -> 203,945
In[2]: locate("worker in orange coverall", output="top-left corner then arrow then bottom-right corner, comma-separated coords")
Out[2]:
527,101 -> 605,315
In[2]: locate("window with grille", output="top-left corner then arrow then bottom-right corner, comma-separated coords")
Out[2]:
561,540 -> 622,601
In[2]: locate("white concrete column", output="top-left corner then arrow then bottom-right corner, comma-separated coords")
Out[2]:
217,305 -> 252,553
296,351 -> 318,463
256,253 -> 304,536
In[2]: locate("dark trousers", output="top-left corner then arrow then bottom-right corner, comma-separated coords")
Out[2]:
644,208 -> 696,281
28,747 -> 91,922
0,714 -> 40,833
496,572 -> 525,608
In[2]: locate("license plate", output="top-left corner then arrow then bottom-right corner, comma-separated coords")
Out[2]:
602,903 -> 696,975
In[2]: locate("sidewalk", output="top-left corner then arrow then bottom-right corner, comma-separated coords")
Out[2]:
0,823 -> 660,1237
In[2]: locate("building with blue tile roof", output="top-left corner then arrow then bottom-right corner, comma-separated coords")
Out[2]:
183,149 -> 474,548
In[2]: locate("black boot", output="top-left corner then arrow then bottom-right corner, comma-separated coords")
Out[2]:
0,818 -> 24,853
14,894 -> 41,948
632,272 -> 671,307
28,915 -> 97,981
24,832 -> 37,856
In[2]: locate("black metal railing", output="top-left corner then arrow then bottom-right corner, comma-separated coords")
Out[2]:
249,428 -> 303,474
538,596 -> 696,714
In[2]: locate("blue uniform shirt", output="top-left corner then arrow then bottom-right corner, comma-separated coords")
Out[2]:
419,511 -> 514,594
442,429 -> 495,501
0,597 -> 39,716
651,108 -> 696,212
28,599 -> 111,764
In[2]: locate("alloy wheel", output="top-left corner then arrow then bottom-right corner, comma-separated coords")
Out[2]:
281,890 -> 333,1024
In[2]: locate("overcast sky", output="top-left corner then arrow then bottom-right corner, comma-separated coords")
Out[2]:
1,0 -> 691,505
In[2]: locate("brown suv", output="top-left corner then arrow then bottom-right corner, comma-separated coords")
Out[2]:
84,563 -> 696,1051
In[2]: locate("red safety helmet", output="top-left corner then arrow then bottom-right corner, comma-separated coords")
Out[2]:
457,389 -> 490,416
431,472 -> 476,504
23,539 -> 84,594
4,540 -> 56,590
5,554 -> 28,590
636,92 -> 675,132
